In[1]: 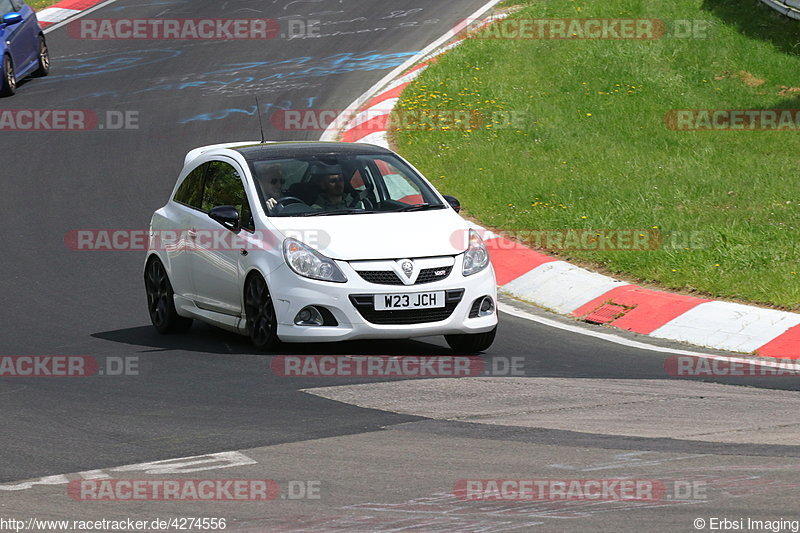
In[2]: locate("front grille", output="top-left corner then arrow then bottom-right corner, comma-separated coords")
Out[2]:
350,289 -> 464,324
357,271 -> 404,285
416,266 -> 453,284
356,265 -> 453,286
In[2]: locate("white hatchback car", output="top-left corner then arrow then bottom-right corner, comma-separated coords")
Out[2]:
144,141 -> 498,352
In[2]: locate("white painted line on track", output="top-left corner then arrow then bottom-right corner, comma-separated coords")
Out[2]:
0,451 -> 256,491
498,302 -> 800,371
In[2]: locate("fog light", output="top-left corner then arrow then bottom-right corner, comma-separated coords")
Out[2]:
294,306 -> 324,326
478,296 -> 495,317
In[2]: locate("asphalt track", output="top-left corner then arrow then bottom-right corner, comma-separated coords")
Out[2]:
2,2 -> 800,530
0,0 -> 507,483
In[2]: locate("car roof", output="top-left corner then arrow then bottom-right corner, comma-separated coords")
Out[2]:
233,141 -> 393,161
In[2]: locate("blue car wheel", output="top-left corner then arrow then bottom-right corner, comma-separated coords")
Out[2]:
1,54 -> 15,96
33,34 -> 49,77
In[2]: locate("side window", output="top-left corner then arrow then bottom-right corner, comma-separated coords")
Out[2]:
10,0 -> 22,12
173,163 -> 206,210
0,0 -> 15,14
202,161 -> 255,231
378,161 -> 423,204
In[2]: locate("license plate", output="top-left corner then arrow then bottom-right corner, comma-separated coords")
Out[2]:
374,291 -> 446,310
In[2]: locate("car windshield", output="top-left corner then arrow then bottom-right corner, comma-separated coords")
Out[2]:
246,154 -> 446,217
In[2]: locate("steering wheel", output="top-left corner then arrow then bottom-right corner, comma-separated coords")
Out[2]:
269,196 -> 310,216
275,196 -> 306,207
348,188 -> 374,210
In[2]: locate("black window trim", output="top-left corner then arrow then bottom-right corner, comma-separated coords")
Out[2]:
173,162 -> 209,213
173,157 -> 257,233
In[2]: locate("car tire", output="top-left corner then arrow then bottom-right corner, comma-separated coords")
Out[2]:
445,326 -> 497,354
33,35 -> 50,77
244,273 -> 280,351
1,55 -> 16,97
144,257 -> 193,334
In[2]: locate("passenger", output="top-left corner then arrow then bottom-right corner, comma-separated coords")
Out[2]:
311,163 -> 349,211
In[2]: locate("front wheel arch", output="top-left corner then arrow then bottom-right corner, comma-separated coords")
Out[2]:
243,270 -> 280,351
144,255 -> 192,333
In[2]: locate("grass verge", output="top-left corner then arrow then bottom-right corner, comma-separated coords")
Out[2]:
28,0 -> 59,10
393,0 -> 800,310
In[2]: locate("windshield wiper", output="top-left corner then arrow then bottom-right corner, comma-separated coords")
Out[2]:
395,203 -> 445,212
300,209 -> 376,217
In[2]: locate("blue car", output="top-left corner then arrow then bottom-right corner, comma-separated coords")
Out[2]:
1,0 -> 49,96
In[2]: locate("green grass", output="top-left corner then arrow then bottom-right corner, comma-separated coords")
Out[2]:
27,0 -> 58,10
394,0 -> 800,310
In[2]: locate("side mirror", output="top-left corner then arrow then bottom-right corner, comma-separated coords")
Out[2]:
2,12 -> 23,26
209,205 -> 240,232
443,195 -> 461,213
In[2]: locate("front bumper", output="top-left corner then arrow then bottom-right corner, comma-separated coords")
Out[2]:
268,256 -> 498,343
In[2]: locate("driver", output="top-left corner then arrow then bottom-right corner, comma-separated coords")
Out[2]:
261,165 -> 286,211
311,163 -> 349,211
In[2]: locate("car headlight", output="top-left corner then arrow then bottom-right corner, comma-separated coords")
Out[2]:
462,229 -> 490,276
283,238 -> 347,283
